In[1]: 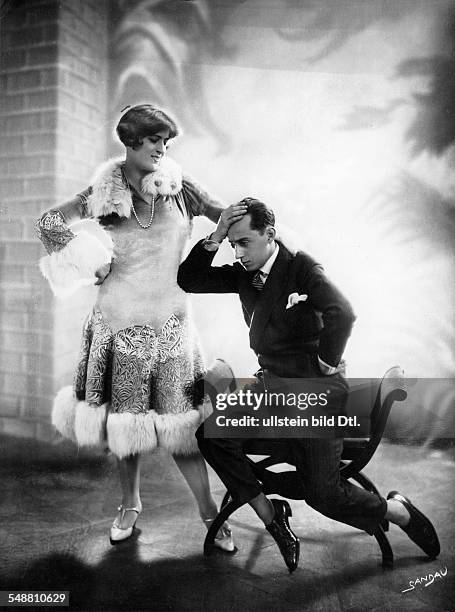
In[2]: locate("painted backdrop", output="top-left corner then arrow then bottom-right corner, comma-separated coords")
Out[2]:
108,0 -> 455,440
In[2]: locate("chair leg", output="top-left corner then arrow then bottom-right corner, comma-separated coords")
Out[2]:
204,497 -> 243,556
372,524 -> 394,568
221,491 -> 231,509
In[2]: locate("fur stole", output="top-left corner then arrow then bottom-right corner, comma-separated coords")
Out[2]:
87,156 -> 183,218
39,156 -> 184,297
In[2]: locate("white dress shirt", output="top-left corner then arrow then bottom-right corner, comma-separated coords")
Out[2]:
257,243 -> 279,284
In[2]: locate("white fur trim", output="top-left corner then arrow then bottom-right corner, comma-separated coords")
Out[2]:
52,386 -> 78,441
88,157 -> 131,218
39,230 -> 113,298
141,157 -> 182,197
154,409 -> 203,456
106,408 -> 203,458
74,401 -> 108,447
87,156 -> 183,218
107,411 -> 158,458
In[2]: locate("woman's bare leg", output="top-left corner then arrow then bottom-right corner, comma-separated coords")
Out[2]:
174,452 -> 235,551
115,453 -> 142,528
173,452 -> 218,519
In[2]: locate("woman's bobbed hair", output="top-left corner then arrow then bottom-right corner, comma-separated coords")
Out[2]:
116,104 -> 180,149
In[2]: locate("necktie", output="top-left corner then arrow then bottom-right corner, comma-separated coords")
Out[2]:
252,270 -> 264,291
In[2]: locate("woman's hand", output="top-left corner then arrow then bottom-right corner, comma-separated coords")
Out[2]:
94,263 -> 112,285
211,203 -> 248,243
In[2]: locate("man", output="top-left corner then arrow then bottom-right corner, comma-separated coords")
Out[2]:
177,197 -> 440,572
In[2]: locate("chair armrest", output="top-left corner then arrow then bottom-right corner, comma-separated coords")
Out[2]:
341,366 -> 407,479
371,366 -> 407,434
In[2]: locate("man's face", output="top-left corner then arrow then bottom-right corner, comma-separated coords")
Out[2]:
228,214 -> 275,272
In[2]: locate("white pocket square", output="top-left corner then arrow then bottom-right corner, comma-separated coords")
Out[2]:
286,292 -> 308,309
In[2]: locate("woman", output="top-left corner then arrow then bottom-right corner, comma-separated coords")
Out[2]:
36,104 -> 241,549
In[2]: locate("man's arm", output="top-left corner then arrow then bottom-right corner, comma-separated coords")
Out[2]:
300,262 -> 356,370
177,240 -> 241,293
178,202 -> 249,294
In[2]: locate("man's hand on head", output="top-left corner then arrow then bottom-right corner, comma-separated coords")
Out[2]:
211,202 -> 248,243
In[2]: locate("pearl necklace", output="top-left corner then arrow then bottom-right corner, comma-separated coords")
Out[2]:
131,196 -> 155,229
123,170 -> 156,229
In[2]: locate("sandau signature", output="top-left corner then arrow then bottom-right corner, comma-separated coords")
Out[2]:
402,567 -> 447,593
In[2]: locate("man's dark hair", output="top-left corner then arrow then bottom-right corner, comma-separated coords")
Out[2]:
238,197 -> 275,233
116,104 -> 179,149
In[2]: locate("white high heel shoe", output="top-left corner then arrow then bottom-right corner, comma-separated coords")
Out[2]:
203,518 -> 235,553
110,504 -> 142,544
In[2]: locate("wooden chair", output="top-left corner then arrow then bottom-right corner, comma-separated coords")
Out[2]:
203,366 -> 407,568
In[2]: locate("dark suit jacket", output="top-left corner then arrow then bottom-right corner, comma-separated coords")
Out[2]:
178,240 -> 355,378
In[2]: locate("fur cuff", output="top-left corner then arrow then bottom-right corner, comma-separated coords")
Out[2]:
107,411 -> 158,459
39,230 -> 113,298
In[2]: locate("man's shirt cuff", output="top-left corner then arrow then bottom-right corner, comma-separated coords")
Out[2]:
202,234 -> 221,252
318,356 -> 338,375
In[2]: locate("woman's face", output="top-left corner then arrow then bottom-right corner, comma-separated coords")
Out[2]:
128,129 -> 171,173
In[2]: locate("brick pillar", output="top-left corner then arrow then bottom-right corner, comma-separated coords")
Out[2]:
0,0 -> 109,441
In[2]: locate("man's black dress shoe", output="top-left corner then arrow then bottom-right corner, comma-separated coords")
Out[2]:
266,498 -> 300,572
387,491 -> 440,558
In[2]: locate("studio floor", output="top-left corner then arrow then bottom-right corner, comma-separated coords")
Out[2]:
0,434 -> 454,611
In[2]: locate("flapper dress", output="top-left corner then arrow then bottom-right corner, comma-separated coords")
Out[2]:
36,157 -> 220,458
